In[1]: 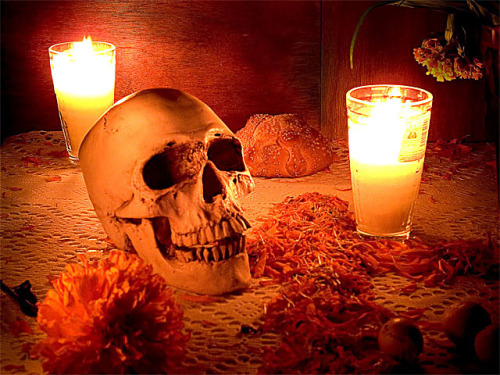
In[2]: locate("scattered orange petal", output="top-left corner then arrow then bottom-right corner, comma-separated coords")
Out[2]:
46,274 -> 58,285
44,175 -> 62,182
259,279 -> 280,287
21,156 -> 45,167
47,150 -> 69,158
253,251 -> 267,278
20,224 -> 35,232
1,364 -> 27,373
201,320 -> 217,326
10,319 -> 34,337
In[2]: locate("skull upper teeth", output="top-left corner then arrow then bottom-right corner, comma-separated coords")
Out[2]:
173,236 -> 245,262
156,215 -> 249,263
205,226 -> 215,243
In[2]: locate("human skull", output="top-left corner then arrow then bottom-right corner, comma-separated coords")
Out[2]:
79,88 -> 255,295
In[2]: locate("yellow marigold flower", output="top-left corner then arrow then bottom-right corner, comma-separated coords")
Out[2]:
31,250 -> 189,374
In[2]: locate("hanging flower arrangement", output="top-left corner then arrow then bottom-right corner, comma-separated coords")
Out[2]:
350,0 -> 499,82
412,11 -> 487,82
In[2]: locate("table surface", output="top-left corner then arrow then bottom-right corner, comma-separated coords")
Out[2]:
1,131 -> 498,374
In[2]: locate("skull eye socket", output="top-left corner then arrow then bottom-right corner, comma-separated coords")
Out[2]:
207,138 -> 245,172
143,142 -> 204,190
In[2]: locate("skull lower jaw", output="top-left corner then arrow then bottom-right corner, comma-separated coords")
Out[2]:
163,252 -> 251,295
120,218 -> 252,295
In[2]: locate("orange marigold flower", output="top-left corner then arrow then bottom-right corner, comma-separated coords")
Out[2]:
454,56 -> 484,80
413,38 -> 483,82
31,250 -> 189,374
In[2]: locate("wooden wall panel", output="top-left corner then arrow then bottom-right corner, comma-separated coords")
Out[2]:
321,1 -> 489,142
1,1 -> 495,143
1,0 -> 321,142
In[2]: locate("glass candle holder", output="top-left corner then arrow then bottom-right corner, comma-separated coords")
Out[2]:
49,38 -> 115,161
346,85 -> 433,239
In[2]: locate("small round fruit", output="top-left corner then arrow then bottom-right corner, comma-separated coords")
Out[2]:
378,318 -> 424,363
442,301 -> 491,349
475,324 -> 499,364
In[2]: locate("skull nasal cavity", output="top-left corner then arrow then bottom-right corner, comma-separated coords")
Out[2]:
203,163 -> 224,203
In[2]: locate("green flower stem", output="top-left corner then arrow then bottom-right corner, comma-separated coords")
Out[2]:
445,13 -> 455,43
350,0 -> 399,70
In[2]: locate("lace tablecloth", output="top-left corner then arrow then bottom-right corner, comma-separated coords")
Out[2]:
1,131 -> 498,374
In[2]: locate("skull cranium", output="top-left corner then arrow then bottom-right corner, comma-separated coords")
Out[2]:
80,88 -> 255,295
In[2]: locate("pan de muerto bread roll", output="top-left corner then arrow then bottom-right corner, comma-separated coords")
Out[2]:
235,114 -> 335,178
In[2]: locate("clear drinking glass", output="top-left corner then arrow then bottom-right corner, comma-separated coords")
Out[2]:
49,39 -> 115,161
346,85 -> 433,239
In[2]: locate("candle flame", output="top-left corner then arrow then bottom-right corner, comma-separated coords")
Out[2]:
373,87 -> 405,104
388,86 -> 403,99
72,36 -> 94,56
50,35 -> 115,98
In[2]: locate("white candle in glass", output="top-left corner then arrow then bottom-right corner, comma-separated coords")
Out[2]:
347,85 -> 433,239
49,37 -> 115,161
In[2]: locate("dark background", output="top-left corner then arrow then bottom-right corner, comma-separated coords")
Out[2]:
1,0 -> 496,143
